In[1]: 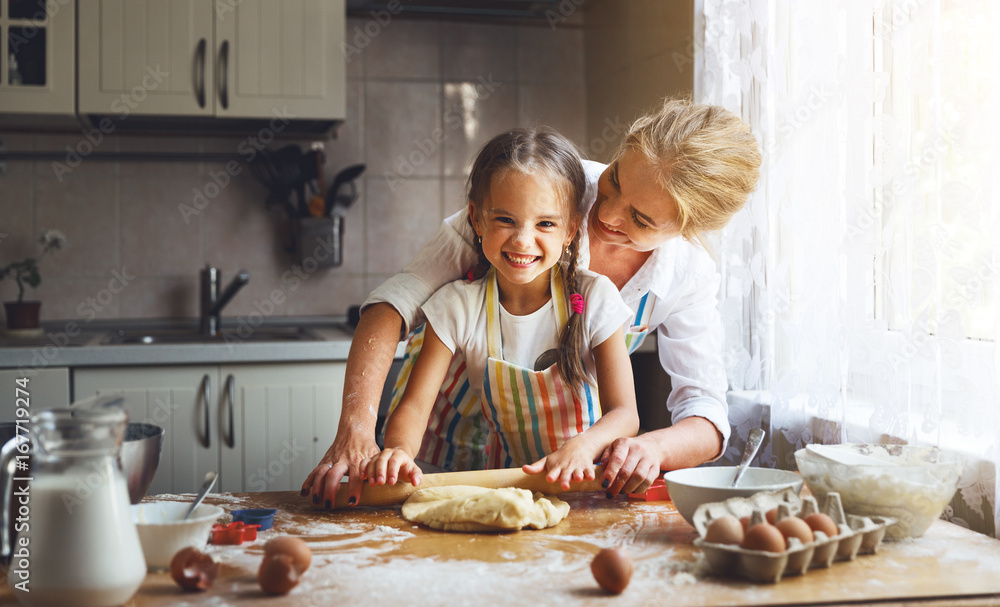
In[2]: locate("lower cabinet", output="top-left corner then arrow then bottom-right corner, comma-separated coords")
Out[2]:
73,363 -> 344,494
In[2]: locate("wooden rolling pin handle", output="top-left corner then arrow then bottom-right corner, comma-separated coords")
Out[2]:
319,465 -> 607,510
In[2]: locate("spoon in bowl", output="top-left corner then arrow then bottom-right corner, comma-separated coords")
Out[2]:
731,428 -> 765,487
184,471 -> 218,520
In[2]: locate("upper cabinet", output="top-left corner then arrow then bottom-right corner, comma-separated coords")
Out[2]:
0,0 -> 75,114
77,0 -> 346,125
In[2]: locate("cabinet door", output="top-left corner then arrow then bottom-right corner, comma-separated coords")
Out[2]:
73,366 -> 219,497
214,0 -> 345,120
218,363 -> 344,493
0,0 -> 75,113
0,368 -> 70,418
77,0 -> 215,116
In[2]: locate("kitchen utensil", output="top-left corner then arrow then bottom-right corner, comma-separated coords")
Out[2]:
324,163 -> 366,217
131,501 -> 224,570
2,405 -> 147,606
663,466 -> 803,526
121,422 -> 164,504
231,507 -> 277,530
328,464 -> 607,509
307,145 -> 326,218
731,428 -> 765,487
184,471 -> 217,520
795,444 -> 963,538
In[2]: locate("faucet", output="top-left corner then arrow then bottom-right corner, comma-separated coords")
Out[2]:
199,265 -> 250,336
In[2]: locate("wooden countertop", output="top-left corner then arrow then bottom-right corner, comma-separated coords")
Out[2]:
5,490 -> 1000,606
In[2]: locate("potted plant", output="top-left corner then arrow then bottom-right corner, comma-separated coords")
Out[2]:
1,229 -> 67,331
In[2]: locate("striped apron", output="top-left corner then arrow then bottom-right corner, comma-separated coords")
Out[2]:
385,284 -> 653,471
480,266 -> 599,469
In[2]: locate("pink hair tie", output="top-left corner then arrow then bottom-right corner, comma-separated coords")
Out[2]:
466,269 -> 476,281
569,293 -> 585,314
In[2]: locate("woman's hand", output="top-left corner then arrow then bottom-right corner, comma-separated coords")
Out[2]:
361,447 -> 423,487
301,431 -> 381,509
522,440 -> 598,490
599,434 -> 663,496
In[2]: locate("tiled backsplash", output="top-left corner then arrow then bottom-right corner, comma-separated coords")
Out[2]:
0,17 -> 586,323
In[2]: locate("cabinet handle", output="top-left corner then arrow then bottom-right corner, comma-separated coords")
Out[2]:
224,374 -> 235,449
219,40 -> 230,110
201,374 -> 211,449
195,38 -> 207,108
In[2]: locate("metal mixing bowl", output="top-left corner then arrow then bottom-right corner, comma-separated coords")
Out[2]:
120,423 -> 164,504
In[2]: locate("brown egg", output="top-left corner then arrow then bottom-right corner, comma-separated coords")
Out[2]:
704,515 -> 745,545
775,516 -> 814,544
803,512 -> 839,538
740,522 -> 787,552
170,547 -> 218,592
590,548 -> 633,594
263,536 -> 312,574
258,553 -> 301,596
739,515 -> 751,532
765,508 -> 778,525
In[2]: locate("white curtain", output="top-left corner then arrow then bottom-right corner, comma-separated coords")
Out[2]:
697,0 -> 1000,537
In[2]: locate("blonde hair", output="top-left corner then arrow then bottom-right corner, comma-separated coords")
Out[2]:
620,97 -> 761,247
466,127 -> 590,392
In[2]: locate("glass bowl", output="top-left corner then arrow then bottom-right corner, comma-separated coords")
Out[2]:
795,444 -> 964,539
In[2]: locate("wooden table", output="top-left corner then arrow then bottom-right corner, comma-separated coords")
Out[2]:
4,490 -> 1000,606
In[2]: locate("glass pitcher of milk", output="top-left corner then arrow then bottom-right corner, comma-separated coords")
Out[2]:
1,405 -> 146,607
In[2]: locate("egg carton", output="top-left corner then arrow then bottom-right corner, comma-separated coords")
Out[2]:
691,488 -> 895,583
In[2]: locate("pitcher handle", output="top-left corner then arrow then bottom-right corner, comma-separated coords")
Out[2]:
0,435 -> 24,560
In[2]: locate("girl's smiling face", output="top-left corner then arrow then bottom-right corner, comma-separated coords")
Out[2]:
591,148 -> 682,252
470,170 -> 578,293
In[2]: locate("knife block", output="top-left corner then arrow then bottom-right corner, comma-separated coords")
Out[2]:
293,216 -> 342,268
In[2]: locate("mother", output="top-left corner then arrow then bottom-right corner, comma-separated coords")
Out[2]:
303,97 -> 761,507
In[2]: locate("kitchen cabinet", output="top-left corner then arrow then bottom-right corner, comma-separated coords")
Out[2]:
77,0 -> 346,121
0,0 -> 75,114
0,367 -> 70,418
73,362 -> 344,495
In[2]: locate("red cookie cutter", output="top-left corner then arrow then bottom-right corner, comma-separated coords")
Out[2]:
628,477 -> 670,501
211,521 -> 262,545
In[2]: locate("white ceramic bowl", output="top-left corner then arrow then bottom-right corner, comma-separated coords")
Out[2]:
795,444 -> 964,538
131,501 -> 224,570
663,466 -> 804,526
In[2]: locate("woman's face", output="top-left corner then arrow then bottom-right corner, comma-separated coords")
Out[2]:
590,148 -> 682,252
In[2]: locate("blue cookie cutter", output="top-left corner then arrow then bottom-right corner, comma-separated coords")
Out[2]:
231,508 -> 277,531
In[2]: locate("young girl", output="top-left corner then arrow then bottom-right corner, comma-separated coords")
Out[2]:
362,128 -> 639,490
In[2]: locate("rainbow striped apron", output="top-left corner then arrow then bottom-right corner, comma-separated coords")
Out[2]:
385,284 -> 653,471
480,267 -> 600,469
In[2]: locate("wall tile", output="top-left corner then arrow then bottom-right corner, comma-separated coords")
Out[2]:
517,23 -> 584,83
365,177 -> 441,274
442,81 -> 518,177
518,81 -> 587,148
0,178 -> 35,262
118,276 -> 198,319
344,18 -> 367,79
282,272 -> 367,316
364,20 -> 441,80
441,22 -> 517,83
365,81 -> 442,178
119,175 -> 204,278
34,174 -> 118,280
35,277 -> 123,322
32,134 -> 119,180
324,80 -> 365,178
442,177 -> 468,218
118,137 -> 206,178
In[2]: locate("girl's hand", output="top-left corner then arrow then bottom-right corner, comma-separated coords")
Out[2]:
599,435 -> 662,496
522,442 -> 598,490
361,448 -> 424,487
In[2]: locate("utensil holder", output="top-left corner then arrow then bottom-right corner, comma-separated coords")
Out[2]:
294,216 -> 342,268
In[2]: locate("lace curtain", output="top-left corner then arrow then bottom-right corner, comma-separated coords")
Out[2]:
697,0 -> 999,537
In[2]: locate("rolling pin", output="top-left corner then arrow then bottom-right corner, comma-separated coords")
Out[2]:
323,465 -> 607,509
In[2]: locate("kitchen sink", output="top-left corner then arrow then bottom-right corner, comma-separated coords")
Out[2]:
103,326 -> 325,345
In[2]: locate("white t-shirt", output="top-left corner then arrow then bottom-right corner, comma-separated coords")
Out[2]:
422,268 -> 633,394
365,159 -> 732,455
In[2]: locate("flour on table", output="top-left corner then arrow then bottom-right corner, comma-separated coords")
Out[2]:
401,486 -> 570,532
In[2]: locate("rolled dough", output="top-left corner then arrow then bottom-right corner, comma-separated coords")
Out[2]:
400,485 -> 570,532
